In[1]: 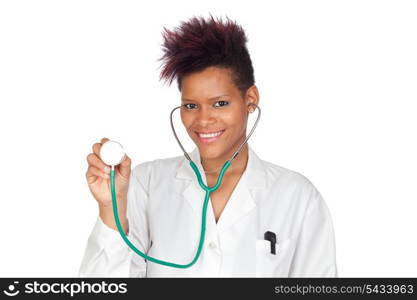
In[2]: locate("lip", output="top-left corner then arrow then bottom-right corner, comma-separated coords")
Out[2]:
195,129 -> 225,144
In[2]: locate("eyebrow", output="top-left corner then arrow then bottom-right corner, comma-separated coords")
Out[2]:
181,94 -> 229,102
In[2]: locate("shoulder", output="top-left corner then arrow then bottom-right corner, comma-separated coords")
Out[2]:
258,158 -> 334,228
260,158 -> 319,196
130,154 -> 184,188
256,157 -> 330,215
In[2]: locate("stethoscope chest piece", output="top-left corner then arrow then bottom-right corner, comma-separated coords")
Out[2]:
99,140 -> 126,166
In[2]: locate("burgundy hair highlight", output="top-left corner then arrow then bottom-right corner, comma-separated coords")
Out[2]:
159,15 -> 255,95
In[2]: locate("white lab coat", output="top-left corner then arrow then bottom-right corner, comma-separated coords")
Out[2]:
79,145 -> 337,277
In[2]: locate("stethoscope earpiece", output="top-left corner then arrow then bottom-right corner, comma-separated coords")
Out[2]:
248,102 -> 257,113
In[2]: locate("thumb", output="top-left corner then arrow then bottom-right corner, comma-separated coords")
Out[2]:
118,155 -> 132,179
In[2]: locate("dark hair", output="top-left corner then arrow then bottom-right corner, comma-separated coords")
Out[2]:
159,15 -> 255,96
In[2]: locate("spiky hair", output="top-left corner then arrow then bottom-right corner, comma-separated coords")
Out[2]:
159,15 -> 255,96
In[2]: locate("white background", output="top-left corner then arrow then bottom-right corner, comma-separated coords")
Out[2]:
0,0 -> 416,277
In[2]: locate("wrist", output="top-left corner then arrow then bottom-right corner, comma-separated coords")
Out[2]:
99,204 -> 128,234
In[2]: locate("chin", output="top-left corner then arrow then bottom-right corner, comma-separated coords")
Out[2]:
197,144 -> 225,160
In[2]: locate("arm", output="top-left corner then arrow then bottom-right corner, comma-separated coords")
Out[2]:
288,187 -> 338,277
78,164 -> 150,277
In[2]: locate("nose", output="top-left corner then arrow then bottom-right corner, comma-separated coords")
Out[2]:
196,106 -> 216,127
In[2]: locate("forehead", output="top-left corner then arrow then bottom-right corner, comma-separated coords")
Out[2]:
181,67 -> 238,100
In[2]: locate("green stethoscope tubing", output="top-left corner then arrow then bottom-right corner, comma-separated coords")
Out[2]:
110,160 -> 231,268
110,103 -> 261,269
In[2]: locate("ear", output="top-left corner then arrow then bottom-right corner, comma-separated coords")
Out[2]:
245,85 -> 260,113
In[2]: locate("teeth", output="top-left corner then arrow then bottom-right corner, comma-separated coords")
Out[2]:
198,130 -> 223,138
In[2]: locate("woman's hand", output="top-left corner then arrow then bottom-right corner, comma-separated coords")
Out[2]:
85,137 -> 131,233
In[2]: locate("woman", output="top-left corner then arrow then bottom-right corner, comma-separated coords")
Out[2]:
79,16 -> 337,277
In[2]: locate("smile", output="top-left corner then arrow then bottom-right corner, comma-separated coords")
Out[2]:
195,130 -> 225,143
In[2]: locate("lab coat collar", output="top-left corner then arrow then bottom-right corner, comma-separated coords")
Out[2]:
175,144 -> 267,233
175,144 -> 267,190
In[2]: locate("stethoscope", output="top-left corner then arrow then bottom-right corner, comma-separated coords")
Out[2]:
99,103 -> 261,268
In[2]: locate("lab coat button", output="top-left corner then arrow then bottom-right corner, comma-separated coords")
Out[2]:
208,241 -> 217,249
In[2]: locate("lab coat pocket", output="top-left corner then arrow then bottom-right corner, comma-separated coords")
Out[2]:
255,238 -> 292,277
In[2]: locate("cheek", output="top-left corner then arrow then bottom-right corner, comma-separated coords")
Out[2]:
223,111 -> 247,129
180,114 -> 196,137
180,111 -> 191,127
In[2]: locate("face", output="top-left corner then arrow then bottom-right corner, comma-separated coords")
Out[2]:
180,66 -> 258,160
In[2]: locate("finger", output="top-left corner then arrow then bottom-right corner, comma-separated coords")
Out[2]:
118,155 -> 132,179
86,165 -> 109,184
93,137 -> 110,156
92,142 -> 104,157
87,153 -> 110,172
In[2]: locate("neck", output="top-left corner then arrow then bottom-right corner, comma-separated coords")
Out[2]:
200,143 -> 249,177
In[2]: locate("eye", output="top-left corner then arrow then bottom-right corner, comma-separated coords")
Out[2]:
183,103 -> 197,110
214,100 -> 229,108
